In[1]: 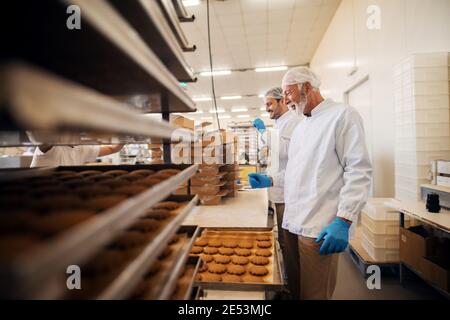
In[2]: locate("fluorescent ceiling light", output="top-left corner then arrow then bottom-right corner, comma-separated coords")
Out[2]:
209,109 -> 226,113
260,107 -> 266,111
220,95 -> 242,101
182,0 -> 200,7
261,113 -> 270,118
201,116 -> 213,120
193,97 -> 212,102
232,107 -> 248,112
237,115 -> 250,118
200,70 -> 232,77
258,94 -> 265,98
219,115 -> 231,119
255,66 -> 288,73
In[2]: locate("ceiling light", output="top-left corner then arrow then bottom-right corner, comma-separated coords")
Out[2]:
182,0 -> 200,7
232,107 -> 248,112
258,94 -> 265,98
261,114 -> 270,118
255,66 -> 288,73
237,115 -> 250,118
260,107 -> 266,111
201,116 -> 213,120
220,95 -> 242,101
193,97 -> 212,102
219,115 -> 231,119
209,109 -> 226,113
200,70 -> 232,77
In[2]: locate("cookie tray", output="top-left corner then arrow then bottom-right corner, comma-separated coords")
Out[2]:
193,227 -> 286,292
0,164 -> 198,299
97,198 -> 199,299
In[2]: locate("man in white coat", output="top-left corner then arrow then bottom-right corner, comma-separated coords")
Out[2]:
250,87 -> 301,298
249,67 -> 372,299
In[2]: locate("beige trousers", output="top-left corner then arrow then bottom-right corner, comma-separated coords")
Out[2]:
297,236 -> 339,300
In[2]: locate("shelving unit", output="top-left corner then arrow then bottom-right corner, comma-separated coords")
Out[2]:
228,123 -> 260,165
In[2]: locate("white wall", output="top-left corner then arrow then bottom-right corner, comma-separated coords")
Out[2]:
310,0 -> 450,197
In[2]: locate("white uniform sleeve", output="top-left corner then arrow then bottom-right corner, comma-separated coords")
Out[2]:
80,146 -> 101,164
335,108 -> 372,222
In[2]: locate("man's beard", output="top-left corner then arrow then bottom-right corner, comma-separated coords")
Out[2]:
291,100 -> 306,116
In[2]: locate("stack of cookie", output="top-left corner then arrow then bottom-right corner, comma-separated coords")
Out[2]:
190,231 -> 274,284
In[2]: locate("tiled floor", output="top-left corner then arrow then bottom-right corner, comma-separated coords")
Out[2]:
332,253 -> 445,300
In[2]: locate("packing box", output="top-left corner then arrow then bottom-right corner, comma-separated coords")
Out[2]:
399,226 -> 437,272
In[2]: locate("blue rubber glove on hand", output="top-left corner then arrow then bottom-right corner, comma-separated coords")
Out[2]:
248,173 -> 271,189
252,118 -> 266,134
316,217 -> 350,255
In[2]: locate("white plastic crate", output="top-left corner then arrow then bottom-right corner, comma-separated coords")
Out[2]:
361,225 -> 400,249
361,212 -> 401,235
395,163 -> 430,180
362,198 -> 401,221
361,233 -> 399,262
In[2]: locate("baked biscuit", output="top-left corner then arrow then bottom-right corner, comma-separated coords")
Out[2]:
203,247 -> 219,255
103,170 -> 129,176
231,256 -> 249,265
207,263 -> 226,274
198,273 -> 221,282
226,265 -> 246,275
190,246 -> 203,254
248,266 -> 269,276
242,275 -> 266,283
222,239 -> 238,248
222,274 -> 242,282
214,255 -> 231,264
257,241 -> 272,248
128,170 -> 154,177
256,234 -> 271,241
218,247 -> 234,256
84,195 -> 127,211
138,177 -> 163,187
238,241 -> 254,249
255,249 -> 272,257
114,185 -> 147,196
201,254 -> 214,263
250,256 -> 270,266
98,179 -> 129,189
198,263 -> 208,273
79,170 -> 102,176
234,248 -> 251,256
194,238 -> 208,247
208,239 -> 222,247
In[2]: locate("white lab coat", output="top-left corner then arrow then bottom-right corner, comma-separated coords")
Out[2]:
267,110 -> 301,203
30,145 -> 100,167
274,99 -> 372,238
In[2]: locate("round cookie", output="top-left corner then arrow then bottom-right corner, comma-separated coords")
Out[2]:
83,175 -> 112,183
194,238 -> 208,247
248,266 -> 269,276
129,220 -> 160,233
138,177 -> 163,187
153,201 -> 180,210
238,241 -> 254,249
190,246 -> 203,254
102,170 -> 129,177
222,274 -> 242,282
227,265 -> 246,275
214,255 -> 231,264
203,247 -> 219,255
142,209 -> 172,220
198,263 -> 208,273
256,234 -> 271,241
234,248 -> 251,256
84,195 -> 127,212
129,170 -> 154,177
222,239 -> 239,248
255,249 -> 272,257
115,175 -> 143,183
201,254 -> 214,263
250,256 -> 270,266
231,256 -> 249,265
218,247 -> 234,256
207,263 -> 226,274
242,275 -> 266,283
114,185 -> 147,196
157,169 -> 181,175
198,273 -> 221,282
79,170 -> 102,177
98,179 -> 129,189
257,241 -> 272,248
208,239 -> 222,247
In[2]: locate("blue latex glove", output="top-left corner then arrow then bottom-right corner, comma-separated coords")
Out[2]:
252,118 -> 266,134
248,173 -> 271,189
316,218 -> 350,255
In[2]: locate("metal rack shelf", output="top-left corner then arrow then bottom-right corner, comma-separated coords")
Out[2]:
109,0 -> 196,83
0,0 -> 195,113
0,64 -> 194,146
172,0 -> 196,22
0,164 -> 198,299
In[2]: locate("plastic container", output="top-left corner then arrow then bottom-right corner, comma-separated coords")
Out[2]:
361,212 -> 401,235
361,233 -> 399,262
361,225 -> 400,249
363,198 -> 399,220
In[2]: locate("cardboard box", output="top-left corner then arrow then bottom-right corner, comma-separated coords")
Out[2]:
191,182 -> 226,195
191,175 -> 223,186
399,226 -> 437,272
170,115 -> 195,131
419,256 -> 450,292
198,190 -> 228,205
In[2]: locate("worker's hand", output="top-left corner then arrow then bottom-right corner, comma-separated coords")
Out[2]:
252,118 -> 266,134
316,218 -> 350,255
248,173 -> 272,189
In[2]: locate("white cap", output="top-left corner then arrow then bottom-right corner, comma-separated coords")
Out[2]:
282,66 -> 321,89
264,87 -> 283,100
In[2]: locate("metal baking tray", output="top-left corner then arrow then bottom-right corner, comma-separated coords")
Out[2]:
97,196 -> 198,299
0,164 -> 198,299
193,227 -> 286,292
171,0 -> 195,22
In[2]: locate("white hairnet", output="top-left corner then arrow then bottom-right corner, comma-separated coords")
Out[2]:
282,67 -> 321,89
264,87 -> 283,100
